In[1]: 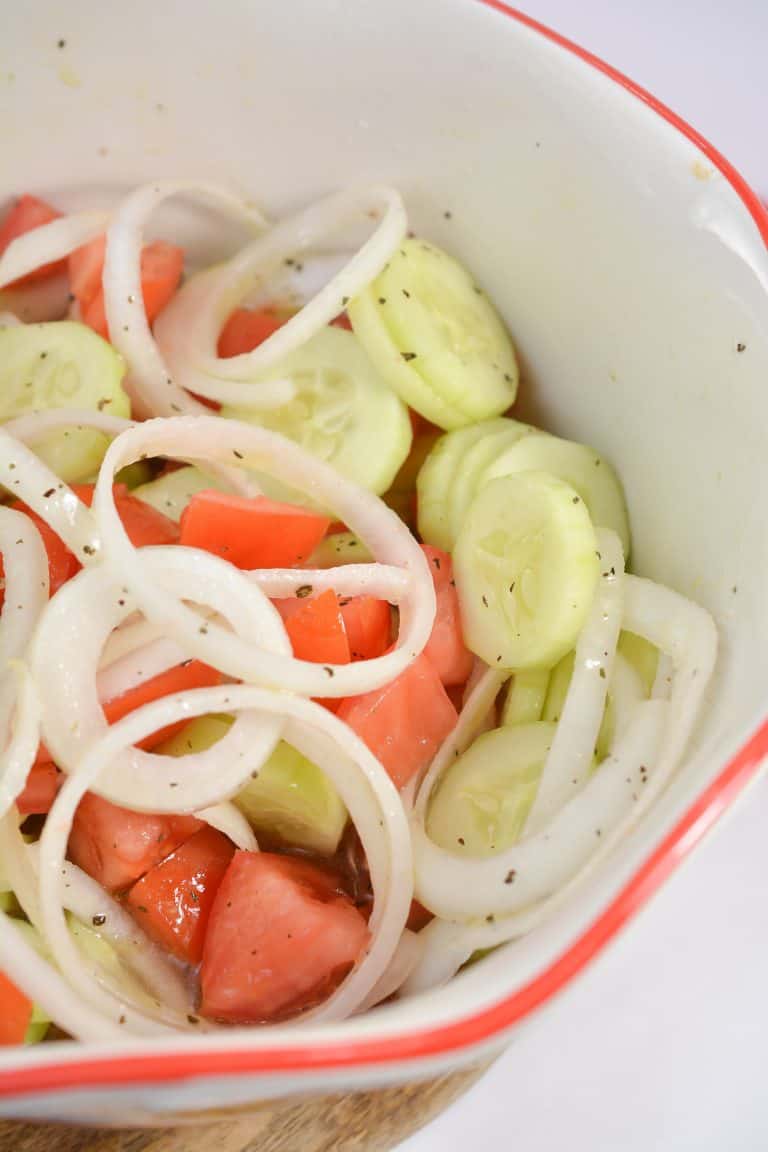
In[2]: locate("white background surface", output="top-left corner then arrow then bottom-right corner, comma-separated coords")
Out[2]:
401,3 -> 768,1150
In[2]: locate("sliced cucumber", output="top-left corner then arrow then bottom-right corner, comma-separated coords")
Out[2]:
453,471 -> 600,670
482,431 -> 630,558
222,325 -> 411,496
417,419 -> 504,550
0,322 -> 129,481
157,716 -> 348,856
501,668 -> 550,726
349,239 -> 518,429
306,531 -> 374,567
543,651 -> 614,762
427,722 -> 555,856
446,419 -> 533,549
617,630 -> 658,697
134,465 -> 225,523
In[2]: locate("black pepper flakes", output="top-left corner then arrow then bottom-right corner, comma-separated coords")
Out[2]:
736,342 -> 746,353
295,584 -> 313,598
233,449 -> 244,460
42,487 -> 55,499
481,594 -> 489,607
92,914 -> 107,927
401,351 -> 417,362
504,869 -> 516,884
323,666 -> 334,677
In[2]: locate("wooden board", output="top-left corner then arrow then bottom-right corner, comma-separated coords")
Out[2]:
0,1062 -> 490,1152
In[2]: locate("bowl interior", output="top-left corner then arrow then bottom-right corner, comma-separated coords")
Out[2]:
1,0 -> 768,1082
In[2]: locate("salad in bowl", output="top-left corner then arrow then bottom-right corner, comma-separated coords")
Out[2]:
0,179 -> 715,1045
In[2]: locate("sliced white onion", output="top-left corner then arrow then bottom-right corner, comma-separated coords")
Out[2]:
0,669 -> 41,820
414,666 -> 506,819
154,186 -> 406,406
92,416 -> 435,696
0,427 -> 100,559
103,181 -> 267,420
412,700 -> 667,921
608,652 -> 644,746
31,551 -> 287,811
4,408 -> 134,444
0,211 -> 109,289
524,528 -> 624,834
357,929 -> 423,1012
96,636 -> 189,702
36,684 -> 411,1035
0,908 -> 129,1042
196,802 -> 258,851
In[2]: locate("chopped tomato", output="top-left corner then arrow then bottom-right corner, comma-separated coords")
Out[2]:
421,546 -> 474,686
16,763 -> 61,816
339,596 -> 392,661
330,312 -> 353,331
0,194 -> 63,285
217,307 -> 287,358
68,792 -> 201,894
67,234 -> 105,309
71,239 -> 184,341
275,590 -> 351,665
180,491 -> 330,570
126,826 -> 235,964
102,659 -> 224,751
337,651 -> 458,789
0,970 -> 32,1046
1,484 -> 178,616
200,852 -> 369,1023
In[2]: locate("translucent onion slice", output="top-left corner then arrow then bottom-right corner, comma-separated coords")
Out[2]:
412,699 -> 667,921
92,416 -> 436,696
36,684 -> 411,1035
30,550 -> 287,811
0,669 -> 41,820
154,186 -> 406,406
0,211 -> 110,289
102,181 -> 267,420
0,426 -> 101,559
0,908 -> 129,1042
524,528 -> 625,834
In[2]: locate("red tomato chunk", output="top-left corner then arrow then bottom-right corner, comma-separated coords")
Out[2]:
0,971 -> 32,1046
69,237 -> 184,341
200,853 -> 369,1023
180,491 -> 330,569
337,651 -> 458,790
68,793 -> 201,894
217,307 -> 287,357
0,194 -> 63,285
275,589 -> 351,665
421,545 -> 474,686
126,827 -> 235,964
340,596 -> 392,661
16,763 -> 61,816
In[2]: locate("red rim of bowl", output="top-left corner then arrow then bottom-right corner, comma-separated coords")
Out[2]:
2,0 -> 767,1101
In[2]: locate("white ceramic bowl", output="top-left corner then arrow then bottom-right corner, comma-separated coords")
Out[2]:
2,0 -> 767,1126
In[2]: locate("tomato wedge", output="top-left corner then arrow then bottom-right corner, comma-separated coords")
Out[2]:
200,852 -> 370,1023
180,491 -> 330,570
339,596 -> 392,661
421,545 -> 474,686
70,237 -> 184,341
217,307 -> 287,357
0,194 -> 63,285
68,793 -> 201,894
275,590 -> 351,665
16,763 -> 61,816
0,970 -> 32,1046
101,659 -> 224,752
337,651 -> 458,789
126,826 -> 235,964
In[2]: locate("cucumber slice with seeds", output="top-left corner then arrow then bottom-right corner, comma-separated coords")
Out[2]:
0,321 -> 129,481
453,471 -> 600,670
482,431 -> 630,558
349,239 -> 518,430
427,722 -> 555,856
417,419 -> 506,550
223,325 -> 411,496
446,420 -> 534,549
